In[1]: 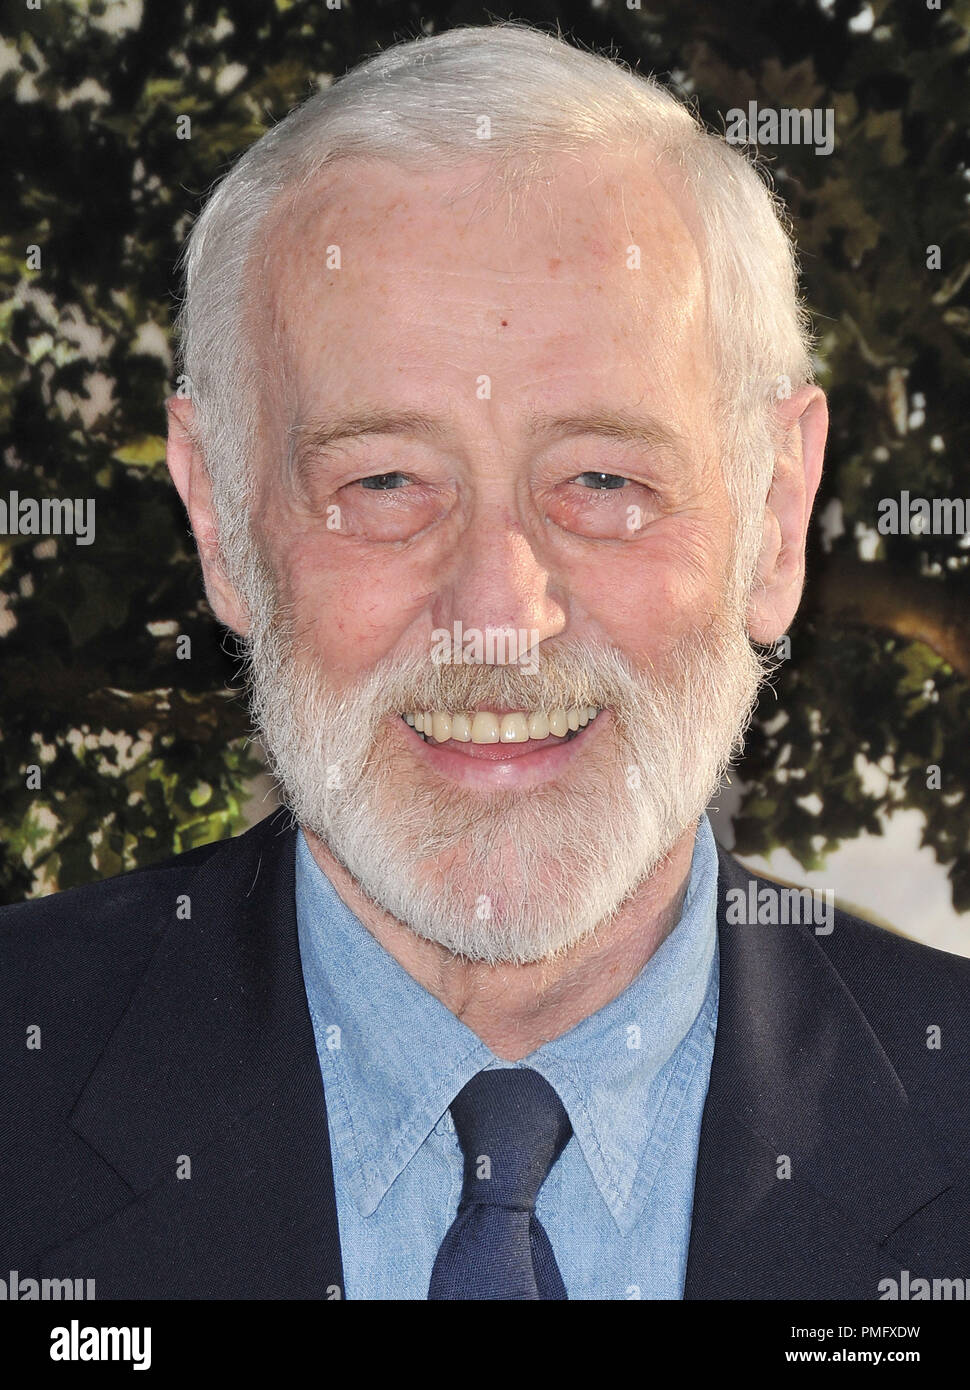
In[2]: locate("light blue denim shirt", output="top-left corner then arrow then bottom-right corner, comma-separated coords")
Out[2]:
295,814 -> 720,1300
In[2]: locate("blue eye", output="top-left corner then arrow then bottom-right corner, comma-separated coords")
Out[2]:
575,472 -> 628,490
358,472 -> 410,490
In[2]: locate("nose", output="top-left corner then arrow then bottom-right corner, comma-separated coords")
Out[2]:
432,509 -> 566,656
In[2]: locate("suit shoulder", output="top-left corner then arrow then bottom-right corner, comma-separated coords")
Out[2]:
0,813 -> 292,1112
819,900 -> 970,1106
821,899 -> 970,996
0,811 -> 289,976
718,846 -> 970,1103
0,835 -> 222,957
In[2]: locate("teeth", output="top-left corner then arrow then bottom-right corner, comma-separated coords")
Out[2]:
528,711 -> 550,740
470,711 -> 500,744
548,709 -> 568,737
431,712 -> 452,742
500,713 -> 530,743
400,706 -> 603,744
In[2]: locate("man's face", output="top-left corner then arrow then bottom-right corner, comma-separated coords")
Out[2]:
234,151 -> 765,963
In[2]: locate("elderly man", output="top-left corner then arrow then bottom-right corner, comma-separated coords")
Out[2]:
2,22 -> 968,1303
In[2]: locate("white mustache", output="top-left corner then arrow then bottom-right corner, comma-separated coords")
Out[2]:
311,639 -> 650,737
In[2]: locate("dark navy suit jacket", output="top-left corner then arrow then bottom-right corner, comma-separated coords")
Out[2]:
2,809 -> 968,1299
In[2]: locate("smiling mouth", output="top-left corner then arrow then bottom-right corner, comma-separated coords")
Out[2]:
399,706 -> 603,745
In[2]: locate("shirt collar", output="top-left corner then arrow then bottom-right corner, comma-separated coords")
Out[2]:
295,816 -> 718,1229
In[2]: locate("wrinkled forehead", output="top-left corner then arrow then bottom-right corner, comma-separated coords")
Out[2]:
247,148 -> 712,423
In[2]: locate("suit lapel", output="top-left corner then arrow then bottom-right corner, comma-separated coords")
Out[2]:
39,811 -> 345,1298
684,848 -> 953,1298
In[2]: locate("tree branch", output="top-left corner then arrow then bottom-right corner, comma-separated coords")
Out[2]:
810,554 -> 970,679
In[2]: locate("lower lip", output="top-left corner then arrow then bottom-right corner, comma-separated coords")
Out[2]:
391,711 -> 611,789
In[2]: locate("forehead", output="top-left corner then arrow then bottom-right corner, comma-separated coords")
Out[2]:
252,149 -> 710,416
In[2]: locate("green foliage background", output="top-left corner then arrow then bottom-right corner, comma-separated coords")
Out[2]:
1,0 -> 968,907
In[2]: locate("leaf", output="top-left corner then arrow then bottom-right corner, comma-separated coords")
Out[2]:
112,435 -> 167,468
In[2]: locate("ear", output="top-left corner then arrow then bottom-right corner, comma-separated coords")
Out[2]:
747,385 -> 828,644
165,396 -> 251,637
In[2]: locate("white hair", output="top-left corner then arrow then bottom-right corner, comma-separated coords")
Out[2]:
174,20 -> 814,606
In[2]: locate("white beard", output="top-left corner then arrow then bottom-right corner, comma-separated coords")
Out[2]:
241,564 -> 766,965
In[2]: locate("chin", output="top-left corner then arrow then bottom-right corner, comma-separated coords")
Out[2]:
332,811 -> 664,966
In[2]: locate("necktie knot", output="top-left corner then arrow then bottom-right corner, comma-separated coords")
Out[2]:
449,1066 -> 573,1211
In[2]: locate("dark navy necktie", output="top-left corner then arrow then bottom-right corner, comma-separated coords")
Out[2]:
428,1066 -> 573,1300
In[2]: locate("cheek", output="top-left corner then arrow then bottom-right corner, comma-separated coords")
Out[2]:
264,529 -> 433,685
572,517 -> 733,663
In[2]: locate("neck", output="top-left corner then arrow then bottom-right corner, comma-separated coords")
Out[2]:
302,822 -> 699,1061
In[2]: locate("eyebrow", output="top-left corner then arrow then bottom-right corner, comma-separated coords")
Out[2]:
528,407 -> 691,463
288,409 -> 444,460
288,404 -> 691,469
